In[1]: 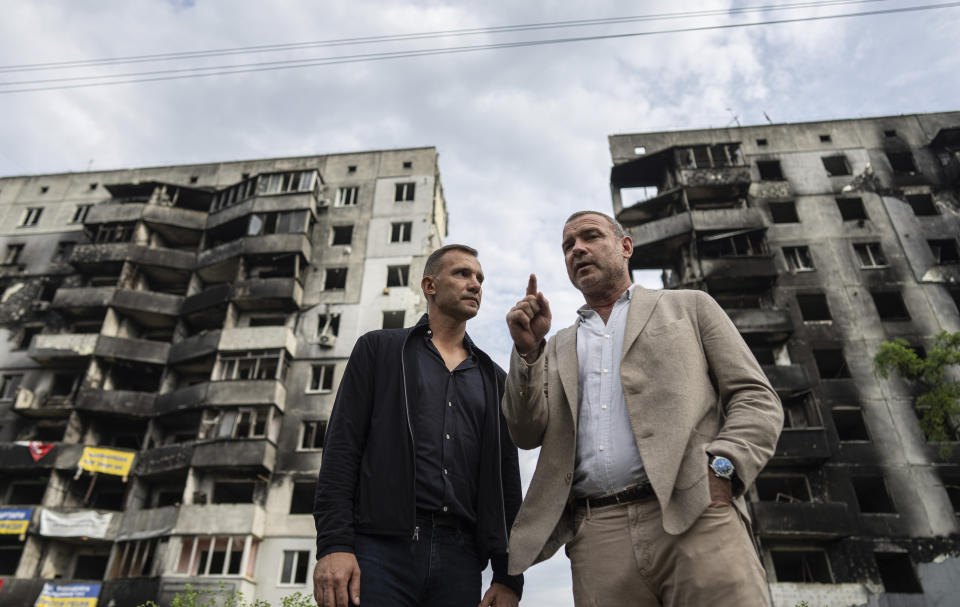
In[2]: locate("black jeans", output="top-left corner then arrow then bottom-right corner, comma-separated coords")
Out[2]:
354,516 -> 481,606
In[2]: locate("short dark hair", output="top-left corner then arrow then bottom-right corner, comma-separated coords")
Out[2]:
564,211 -> 627,239
422,244 -> 478,278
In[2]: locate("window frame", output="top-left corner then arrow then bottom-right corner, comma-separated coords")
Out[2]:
394,182 -> 416,202
853,242 -> 888,269
307,363 -> 336,394
783,246 -> 815,272
278,549 -> 311,586
335,186 -> 359,207
20,207 -> 43,227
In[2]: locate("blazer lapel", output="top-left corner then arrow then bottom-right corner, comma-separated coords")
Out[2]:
555,324 -> 579,428
622,286 -> 663,361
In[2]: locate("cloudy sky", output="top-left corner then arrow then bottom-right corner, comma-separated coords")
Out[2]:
1,1 -> 958,604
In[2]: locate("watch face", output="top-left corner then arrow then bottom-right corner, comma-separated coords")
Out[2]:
712,456 -> 734,478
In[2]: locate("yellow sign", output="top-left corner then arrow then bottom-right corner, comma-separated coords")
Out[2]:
78,447 -> 136,478
0,507 -> 31,535
34,582 -> 100,607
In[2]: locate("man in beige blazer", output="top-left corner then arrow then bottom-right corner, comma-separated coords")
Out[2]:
504,211 -> 782,606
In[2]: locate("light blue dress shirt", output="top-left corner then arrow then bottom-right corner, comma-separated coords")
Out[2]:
572,284 -> 647,498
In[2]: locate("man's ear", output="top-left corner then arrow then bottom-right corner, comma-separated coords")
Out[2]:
421,275 -> 435,298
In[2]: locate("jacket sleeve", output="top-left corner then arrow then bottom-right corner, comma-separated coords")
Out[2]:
314,334 -> 375,558
501,341 -> 550,450
696,291 -> 784,494
492,366 -> 525,598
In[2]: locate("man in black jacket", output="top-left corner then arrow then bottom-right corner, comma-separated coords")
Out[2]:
313,244 -> 523,607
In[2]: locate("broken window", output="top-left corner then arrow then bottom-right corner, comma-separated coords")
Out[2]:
0,537 -> 23,575
769,201 -> 799,223
782,393 -> 818,428
813,348 -> 851,379
331,225 -> 353,246
875,552 -> 923,593
347,165 -> 357,173
833,408 -> 870,442
698,229 -> 767,258
175,536 -> 255,577
797,293 -> 832,322
756,138 -> 768,147
248,315 -> 287,327
290,481 -> 315,514
836,197 -> 868,221
51,373 -> 80,397
886,152 -> 917,175
94,222 -> 135,243
324,267 -> 347,290
2,243 -> 23,265
928,239 -> 960,264
51,241 -> 75,263
390,221 -> 412,243
756,475 -> 811,502
382,310 -> 405,329
211,177 -> 257,212
756,160 -> 784,181
15,326 -> 41,350
771,550 -> 833,583
71,204 -> 93,224
852,476 -> 896,513
308,364 -> 335,393
257,170 -> 319,197
819,134 -> 832,143
4,475 -> 49,505
317,313 -> 340,338
783,246 -> 814,272
300,421 -> 327,450
394,182 -> 416,202
0,374 -> 23,400
871,291 -> 910,321
335,186 -> 358,207
402,160 -> 413,169
232,406 -> 272,439
906,193 -> 938,216
73,551 -> 111,580
246,210 -> 309,236
212,481 -> 257,504
386,265 -> 410,288
822,155 -> 850,176
20,207 -> 43,227
677,143 -> 744,168
109,538 -> 160,579
216,349 -> 288,381
854,242 -> 888,268
280,549 -> 311,585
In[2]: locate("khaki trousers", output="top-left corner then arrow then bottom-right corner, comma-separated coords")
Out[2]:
565,499 -> 770,607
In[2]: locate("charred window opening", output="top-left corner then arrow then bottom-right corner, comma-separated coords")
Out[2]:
819,134 -> 832,143
386,265 -> 410,288
246,254 -> 301,280
105,361 -> 163,392
833,408 -> 870,441
212,481 -> 257,504
928,239 -> 959,264
906,193 -> 938,216
822,155 -> 850,176
836,197 -> 868,221
93,222 -> 136,243
852,476 -> 896,513
204,216 -> 248,249
3,473 -> 49,505
390,221 -> 412,243
748,344 -> 787,366
308,364 -> 335,393
52,242 -> 75,263
15,325 -> 42,350
300,421 -> 326,450
335,186 -> 358,207
30,422 -> 66,443
394,182 -> 416,202
757,160 -> 785,181
50,372 -> 81,397
783,246 -> 814,272
813,348 -> 851,379
886,152 -> 918,175
782,393 -> 818,428
756,475 -> 811,502
0,537 -> 25,575
871,291 -> 910,321
854,242 -> 888,268
382,310 -> 405,329
2,243 -> 23,265
1,374 -> 23,400
74,551 -> 111,580
248,316 -> 287,327
797,293 -> 832,322
324,267 -> 347,290
771,550 -> 833,583
109,538 -> 159,579
756,138 -> 768,147
331,225 -> 353,246
875,552 -> 923,593
714,289 -> 771,310
290,480 -> 315,514
317,313 -> 340,338
347,165 -> 357,173
246,210 -> 310,236
698,230 -> 767,258
769,201 -> 799,223
677,143 -> 744,168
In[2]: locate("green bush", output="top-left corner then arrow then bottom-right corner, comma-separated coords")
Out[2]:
138,583 -> 314,607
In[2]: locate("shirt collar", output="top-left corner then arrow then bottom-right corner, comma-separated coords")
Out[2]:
576,284 -> 636,320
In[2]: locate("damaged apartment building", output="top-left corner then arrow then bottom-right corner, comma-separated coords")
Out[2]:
609,112 -> 960,606
0,148 -> 447,605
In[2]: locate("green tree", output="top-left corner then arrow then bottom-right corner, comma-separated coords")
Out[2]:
139,583 -> 313,607
874,331 -> 960,456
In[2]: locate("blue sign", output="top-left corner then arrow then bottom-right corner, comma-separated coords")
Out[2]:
35,582 -> 101,606
0,507 -> 33,535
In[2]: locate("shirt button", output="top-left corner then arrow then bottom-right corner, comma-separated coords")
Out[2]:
601,404 -> 607,410
445,434 -> 451,440
602,368 -> 609,374
448,401 -> 453,407
426,330 -> 433,337
599,445 -> 605,451
604,334 -> 610,339
442,506 -> 448,512
443,468 -> 448,475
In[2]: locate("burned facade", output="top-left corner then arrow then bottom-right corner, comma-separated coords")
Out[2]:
609,112 -> 960,606
0,148 -> 447,605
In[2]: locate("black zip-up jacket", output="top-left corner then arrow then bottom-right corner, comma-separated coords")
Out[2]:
314,314 -> 524,596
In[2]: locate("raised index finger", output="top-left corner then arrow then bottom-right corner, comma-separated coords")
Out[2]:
526,274 -> 537,297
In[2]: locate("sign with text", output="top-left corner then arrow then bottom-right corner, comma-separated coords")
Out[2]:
78,447 -> 135,478
0,507 -> 32,535
39,509 -> 113,539
34,582 -> 100,607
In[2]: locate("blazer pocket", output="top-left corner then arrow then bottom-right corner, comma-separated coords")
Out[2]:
644,319 -> 686,338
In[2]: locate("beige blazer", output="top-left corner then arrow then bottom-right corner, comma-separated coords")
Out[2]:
502,286 -> 783,575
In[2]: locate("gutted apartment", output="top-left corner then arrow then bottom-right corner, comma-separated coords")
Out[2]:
0,148 -> 446,605
610,112 -> 960,606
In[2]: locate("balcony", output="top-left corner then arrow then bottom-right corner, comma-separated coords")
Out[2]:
677,165 -> 751,201
100,578 -> 162,607
142,204 -> 207,231
13,391 -> 75,418
761,364 -> 809,393
181,284 -> 231,316
191,439 -> 276,472
70,242 -> 132,273
771,428 -> 831,465
218,326 -> 294,352
0,442 -> 82,470
175,503 -> 265,536
86,202 -> 145,224
127,244 -> 196,271
75,387 -> 156,418
135,445 -> 194,476
231,277 -> 303,310
155,382 -> 211,415
95,335 -> 170,365
111,289 -> 183,318
207,379 -> 286,409
627,214 -> 692,269
29,333 -> 98,361
168,330 -> 221,365
0,579 -> 47,606
51,286 -> 114,313
749,501 -> 855,539
727,308 -> 793,342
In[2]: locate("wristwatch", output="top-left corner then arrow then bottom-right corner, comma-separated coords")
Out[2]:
708,455 -> 735,481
